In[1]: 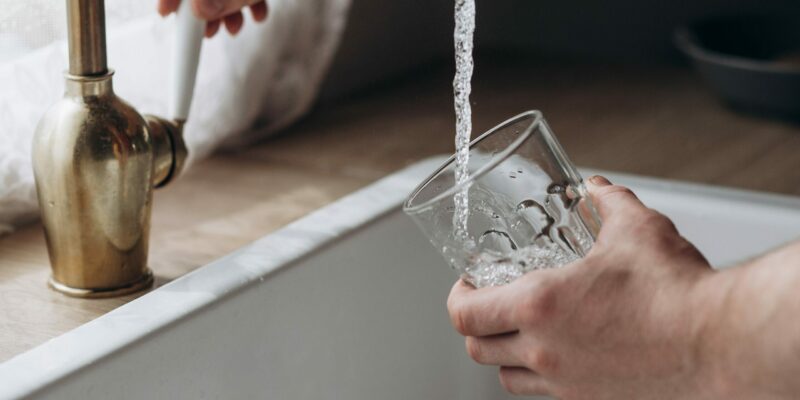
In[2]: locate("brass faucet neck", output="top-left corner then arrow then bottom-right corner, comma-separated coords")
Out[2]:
67,0 -> 108,76
64,71 -> 114,97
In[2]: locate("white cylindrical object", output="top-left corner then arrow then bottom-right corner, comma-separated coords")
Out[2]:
170,1 -> 205,121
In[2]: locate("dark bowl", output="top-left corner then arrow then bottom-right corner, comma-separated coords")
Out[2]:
675,15 -> 800,120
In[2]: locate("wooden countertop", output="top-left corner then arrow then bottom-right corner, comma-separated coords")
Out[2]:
2,61 -> 800,362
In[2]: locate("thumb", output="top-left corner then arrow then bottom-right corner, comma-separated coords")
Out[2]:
585,175 -> 647,221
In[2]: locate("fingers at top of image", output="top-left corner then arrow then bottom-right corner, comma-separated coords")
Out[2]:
158,0 -> 182,16
223,11 -> 244,35
193,0 -> 267,21
250,1 -> 268,22
161,0 -> 268,37
205,19 -> 221,37
193,0 -> 225,20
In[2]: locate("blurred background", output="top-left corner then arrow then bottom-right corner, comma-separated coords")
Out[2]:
323,0 -> 799,97
282,0 -> 800,198
2,0 -> 800,233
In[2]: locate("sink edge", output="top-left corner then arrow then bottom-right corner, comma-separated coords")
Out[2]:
0,157 -> 447,399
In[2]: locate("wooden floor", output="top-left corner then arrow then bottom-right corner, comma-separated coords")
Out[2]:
2,61 -> 800,362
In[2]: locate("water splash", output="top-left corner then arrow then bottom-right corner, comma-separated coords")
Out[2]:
456,184 -> 595,287
465,243 -> 579,288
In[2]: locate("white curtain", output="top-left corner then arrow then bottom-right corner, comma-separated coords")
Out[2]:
0,0 -> 351,233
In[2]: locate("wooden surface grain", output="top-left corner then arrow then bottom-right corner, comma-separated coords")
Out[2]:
2,61 -> 800,362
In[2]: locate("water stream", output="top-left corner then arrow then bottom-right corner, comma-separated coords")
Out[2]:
452,0 -> 476,241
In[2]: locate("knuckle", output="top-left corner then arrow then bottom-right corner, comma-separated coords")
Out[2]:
642,209 -> 676,231
624,209 -> 676,242
657,234 -> 707,266
526,349 -> 560,375
515,294 -> 539,326
674,237 -> 706,261
516,280 -> 559,326
448,303 -> 472,335
446,292 -> 457,318
636,210 -> 685,251
595,185 -> 636,202
193,0 -> 216,18
498,369 -> 522,395
465,337 -> 483,362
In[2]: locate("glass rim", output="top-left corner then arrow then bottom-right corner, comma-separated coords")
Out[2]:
404,110 -> 544,215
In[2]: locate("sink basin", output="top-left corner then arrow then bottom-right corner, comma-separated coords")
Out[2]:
2,157 -> 799,399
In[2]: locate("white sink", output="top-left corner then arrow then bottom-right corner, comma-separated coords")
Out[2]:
2,157 -> 799,400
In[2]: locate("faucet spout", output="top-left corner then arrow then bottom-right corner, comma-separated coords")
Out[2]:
147,116 -> 189,188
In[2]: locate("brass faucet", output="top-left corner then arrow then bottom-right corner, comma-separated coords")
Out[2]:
32,0 -> 201,298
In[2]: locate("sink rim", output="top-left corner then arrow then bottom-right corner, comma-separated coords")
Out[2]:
0,157 -> 447,399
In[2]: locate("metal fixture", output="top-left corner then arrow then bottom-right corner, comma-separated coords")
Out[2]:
32,0 -> 202,298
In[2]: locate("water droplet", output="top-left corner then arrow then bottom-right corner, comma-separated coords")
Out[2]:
547,183 -> 566,194
48,201 -> 55,207
516,199 -> 539,211
478,229 -> 518,251
557,227 -> 577,254
517,199 -> 557,244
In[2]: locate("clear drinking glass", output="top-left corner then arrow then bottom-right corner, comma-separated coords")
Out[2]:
404,111 -> 602,288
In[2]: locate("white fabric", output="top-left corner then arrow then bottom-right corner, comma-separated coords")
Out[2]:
0,0 -> 350,233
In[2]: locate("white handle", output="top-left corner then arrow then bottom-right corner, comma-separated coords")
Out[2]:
170,1 -> 205,121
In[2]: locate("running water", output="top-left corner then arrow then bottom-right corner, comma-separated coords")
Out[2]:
452,0 -> 476,241
445,0 -> 592,287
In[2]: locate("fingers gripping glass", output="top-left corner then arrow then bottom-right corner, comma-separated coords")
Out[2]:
404,111 -> 602,288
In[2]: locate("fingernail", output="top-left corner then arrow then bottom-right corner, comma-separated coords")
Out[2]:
588,175 -> 612,186
196,0 -> 225,18
156,3 -> 170,17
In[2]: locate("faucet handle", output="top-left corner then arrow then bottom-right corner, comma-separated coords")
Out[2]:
170,1 -> 205,122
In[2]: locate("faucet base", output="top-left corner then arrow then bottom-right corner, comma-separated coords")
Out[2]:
47,269 -> 154,299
